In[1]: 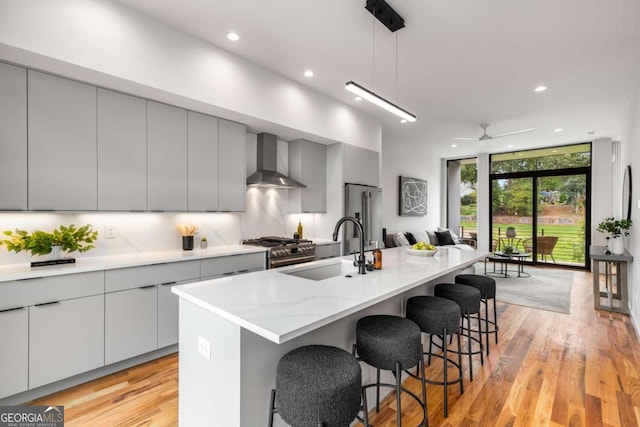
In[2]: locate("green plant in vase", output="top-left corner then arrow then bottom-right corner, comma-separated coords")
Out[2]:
597,217 -> 632,255
0,224 -> 98,257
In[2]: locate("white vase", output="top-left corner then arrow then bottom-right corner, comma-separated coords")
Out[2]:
609,237 -> 625,255
49,245 -> 63,260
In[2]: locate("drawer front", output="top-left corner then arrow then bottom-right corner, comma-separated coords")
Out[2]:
105,260 -> 200,292
0,271 -> 104,311
201,253 -> 265,278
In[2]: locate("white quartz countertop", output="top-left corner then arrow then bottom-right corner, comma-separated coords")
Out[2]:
173,247 -> 488,344
0,245 -> 267,282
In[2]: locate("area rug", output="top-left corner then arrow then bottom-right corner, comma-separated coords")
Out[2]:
473,264 -> 575,314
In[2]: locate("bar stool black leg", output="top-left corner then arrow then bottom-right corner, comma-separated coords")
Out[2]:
457,332 -> 463,395
376,368 -> 381,412
268,388 -> 276,427
484,300 -> 490,355
395,362 -> 402,427
493,297 -> 499,344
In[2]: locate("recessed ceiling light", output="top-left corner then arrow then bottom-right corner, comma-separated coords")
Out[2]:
554,128 -> 563,132
354,96 -> 362,101
451,144 -> 457,148
534,85 -> 547,92
400,119 -> 407,124
226,32 -> 240,41
507,144 -> 514,148
304,70 -> 314,78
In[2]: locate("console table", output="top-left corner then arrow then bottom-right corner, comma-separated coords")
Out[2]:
589,245 -> 633,314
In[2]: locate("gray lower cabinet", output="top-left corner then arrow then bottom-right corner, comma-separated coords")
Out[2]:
201,252 -> 265,280
27,70 -> 97,210
97,88 -> 147,211
0,307 -> 28,399
29,295 -> 105,389
188,111 -> 219,212
105,287 -> 158,365
0,62 -> 27,211
147,101 -> 188,211
315,242 -> 341,259
157,278 -> 199,348
218,119 -> 246,211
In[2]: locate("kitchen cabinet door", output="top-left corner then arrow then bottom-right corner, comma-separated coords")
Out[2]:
343,144 -> 380,187
147,101 -> 188,211
29,294 -> 105,389
289,139 -> 326,213
157,278 -> 199,348
0,307 -> 28,399
28,70 -> 97,210
218,119 -> 246,212
188,111 -> 219,211
97,89 -> 147,211
105,286 -> 158,364
0,62 -> 27,211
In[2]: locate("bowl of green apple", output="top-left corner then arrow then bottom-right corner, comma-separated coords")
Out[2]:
406,241 -> 438,257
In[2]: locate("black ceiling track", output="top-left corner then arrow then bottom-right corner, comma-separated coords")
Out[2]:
365,0 -> 405,32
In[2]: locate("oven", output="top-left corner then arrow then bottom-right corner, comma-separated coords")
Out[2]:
242,236 -> 316,269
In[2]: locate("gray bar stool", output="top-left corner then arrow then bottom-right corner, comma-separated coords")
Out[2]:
268,345 -> 363,427
434,283 -> 484,381
455,274 -> 498,354
405,296 -> 464,417
355,314 -> 428,427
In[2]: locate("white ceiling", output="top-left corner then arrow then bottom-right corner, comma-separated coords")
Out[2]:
118,0 -> 640,157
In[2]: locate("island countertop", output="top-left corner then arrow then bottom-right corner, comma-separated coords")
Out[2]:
173,246 -> 488,344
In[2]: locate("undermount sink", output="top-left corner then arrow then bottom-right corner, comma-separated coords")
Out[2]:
281,260 -> 357,281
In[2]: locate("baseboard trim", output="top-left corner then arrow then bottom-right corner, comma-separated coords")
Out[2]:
0,345 -> 178,406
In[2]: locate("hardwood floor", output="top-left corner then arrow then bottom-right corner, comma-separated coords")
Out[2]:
30,268 -> 640,426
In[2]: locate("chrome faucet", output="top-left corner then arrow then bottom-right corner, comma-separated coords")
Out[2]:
332,216 -> 367,274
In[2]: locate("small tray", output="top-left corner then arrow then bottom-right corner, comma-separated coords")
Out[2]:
31,258 -> 76,268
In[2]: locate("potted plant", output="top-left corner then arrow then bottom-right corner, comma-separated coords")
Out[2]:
597,217 -> 632,254
177,223 -> 198,251
0,224 -> 98,261
200,237 -> 208,250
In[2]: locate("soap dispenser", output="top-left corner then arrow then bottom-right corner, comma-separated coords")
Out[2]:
373,241 -> 382,270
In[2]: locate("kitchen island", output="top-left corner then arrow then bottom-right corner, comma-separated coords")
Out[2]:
173,246 -> 487,426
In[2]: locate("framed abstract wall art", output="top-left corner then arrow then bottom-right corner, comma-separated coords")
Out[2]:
399,176 -> 427,216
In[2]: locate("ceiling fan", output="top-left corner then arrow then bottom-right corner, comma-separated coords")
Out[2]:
453,123 -> 535,141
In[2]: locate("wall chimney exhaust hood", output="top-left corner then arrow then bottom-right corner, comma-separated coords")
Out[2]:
246,133 -> 306,189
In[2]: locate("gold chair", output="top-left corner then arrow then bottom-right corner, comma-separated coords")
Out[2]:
523,236 -> 559,263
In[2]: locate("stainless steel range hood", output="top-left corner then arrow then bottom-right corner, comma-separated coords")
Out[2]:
246,133 -> 306,189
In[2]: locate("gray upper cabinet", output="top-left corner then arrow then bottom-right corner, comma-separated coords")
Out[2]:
0,62 -> 27,211
28,70 -> 97,210
147,101 -> 188,211
218,119 -> 246,212
289,139 -> 326,213
343,144 -> 380,187
97,89 -> 147,211
188,111 -> 219,211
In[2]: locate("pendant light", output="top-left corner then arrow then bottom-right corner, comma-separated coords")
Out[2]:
346,0 -> 416,122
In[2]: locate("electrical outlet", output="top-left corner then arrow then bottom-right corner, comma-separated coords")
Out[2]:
105,224 -> 116,239
198,335 -> 211,360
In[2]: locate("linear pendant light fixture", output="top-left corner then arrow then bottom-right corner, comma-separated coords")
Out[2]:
348,0 -> 416,122
345,81 -> 416,122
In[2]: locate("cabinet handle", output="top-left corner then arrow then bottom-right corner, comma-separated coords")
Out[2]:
139,285 -> 156,290
237,269 -> 249,273
0,208 -> 25,211
32,209 -> 54,212
17,276 -> 43,281
160,281 -> 177,286
0,306 -> 25,313
222,272 -> 235,276
35,301 -> 60,307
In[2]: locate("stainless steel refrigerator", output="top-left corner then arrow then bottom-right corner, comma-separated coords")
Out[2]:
343,183 -> 383,255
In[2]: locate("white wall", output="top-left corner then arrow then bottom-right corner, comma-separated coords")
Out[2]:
380,129 -> 441,237
0,0 -> 380,151
621,78 -> 640,333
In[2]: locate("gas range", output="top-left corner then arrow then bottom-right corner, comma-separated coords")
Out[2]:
242,236 -> 316,269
